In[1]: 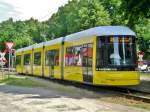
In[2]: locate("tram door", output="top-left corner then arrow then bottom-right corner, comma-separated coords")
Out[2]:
82,43 -> 93,83
49,51 -> 55,78
48,50 -> 59,78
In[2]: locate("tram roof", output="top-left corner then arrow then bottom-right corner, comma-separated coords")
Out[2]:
44,37 -> 63,46
16,26 -> 136,52
23,45 -> 34,51
33,42 -> 45,49
65,26 -> 136,41
15,48 -> 24,53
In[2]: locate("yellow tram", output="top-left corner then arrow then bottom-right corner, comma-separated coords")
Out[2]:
15,26 -> 140,86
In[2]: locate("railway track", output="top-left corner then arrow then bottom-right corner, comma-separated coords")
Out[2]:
40,78 -> 150,104
39,77 -> 150,103
103,87 -> 150,103
78,85 -> 150,103
123,91 -> 150,103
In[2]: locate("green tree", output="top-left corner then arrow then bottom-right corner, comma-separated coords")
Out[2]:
0,18 -> 15,50
100,0 -> 125,25
137,37 -> 150,59
121,0 -> 150,28
0,0 -> 150,60
78,0 -> 111,29
46,0 -> 111,39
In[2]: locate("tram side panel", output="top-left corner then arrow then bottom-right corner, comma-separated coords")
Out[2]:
44,46 -> 49,78
16,52 -> 23,74
64,36 -> 96,83
44,44 -> 61,79
22,50 -> 32,75
33,48 -> 43,77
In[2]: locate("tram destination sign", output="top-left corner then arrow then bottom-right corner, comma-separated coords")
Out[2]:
109,37 -> 130,43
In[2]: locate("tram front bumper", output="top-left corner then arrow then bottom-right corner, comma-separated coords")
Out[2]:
93,71 -> 140,86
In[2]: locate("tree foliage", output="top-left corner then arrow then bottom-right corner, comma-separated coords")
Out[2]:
46,0 -> 111,39
0,18 -> 48,50
137,37 -> 150,59
0,0 -> 149,59
121,0 -> 150,28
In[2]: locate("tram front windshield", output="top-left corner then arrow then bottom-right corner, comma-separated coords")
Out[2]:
96,36 -> 137,70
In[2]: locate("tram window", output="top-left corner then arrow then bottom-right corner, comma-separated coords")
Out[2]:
45,49 -> 59,66
96,36 -> 137,70
24,54 -> 30,65
87,44 -> 93,67
34,52 -> 41,65
82,45 -> 87,67
96,37 -> 109,68
82,44 -> 93,67
16,55 -> 21,65
65,46 -> 82,66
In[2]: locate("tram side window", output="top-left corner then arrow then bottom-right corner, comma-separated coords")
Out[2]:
16,55 -> 21,65
45,49 -> 59,66
24,54 -> 30,65
65,46 -> 82,66
82,43 -> 93,67
34,52 -> 41,65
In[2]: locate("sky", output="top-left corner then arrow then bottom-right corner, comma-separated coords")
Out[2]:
0,0 -> 69,22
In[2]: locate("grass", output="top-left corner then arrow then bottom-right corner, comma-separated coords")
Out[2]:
0,75 -> 47,88
0,74 -> 97,97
